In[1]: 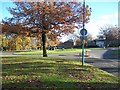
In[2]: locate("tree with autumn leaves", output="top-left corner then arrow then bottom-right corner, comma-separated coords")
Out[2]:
1,21 -> 32,50
5,1 -> 91,57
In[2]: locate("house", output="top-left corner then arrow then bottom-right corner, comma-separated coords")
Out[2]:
95,39 -> 106,48
58,39 -> 74,49
87,39 -> 106,48
87,40 -> 96,47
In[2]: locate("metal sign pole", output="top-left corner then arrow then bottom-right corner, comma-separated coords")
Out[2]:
82,38 -> 84,66
81,0 -> 85,66
83,0 -> 85,29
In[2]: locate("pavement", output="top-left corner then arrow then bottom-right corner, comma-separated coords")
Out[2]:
1,48 -> 119,77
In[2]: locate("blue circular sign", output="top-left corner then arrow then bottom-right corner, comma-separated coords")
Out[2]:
80,29 -> 87,35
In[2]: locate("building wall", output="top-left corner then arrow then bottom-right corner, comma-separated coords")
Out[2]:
96,41 -> 105,47
58,40 -> 74,49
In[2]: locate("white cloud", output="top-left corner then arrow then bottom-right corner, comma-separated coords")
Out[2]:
85,12 -> 118,38
60,36 -> 68,42
85,0 -> 119,2
60,12 -> 118,42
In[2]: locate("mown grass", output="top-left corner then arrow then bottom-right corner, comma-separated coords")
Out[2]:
114,49 -> 120,56
117,49 -> 120,55
118,49 -> 120,56
2,56 -> 119,90
14,49 -> 88,55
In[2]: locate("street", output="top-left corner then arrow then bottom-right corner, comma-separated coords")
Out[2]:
86,48 -> 119,77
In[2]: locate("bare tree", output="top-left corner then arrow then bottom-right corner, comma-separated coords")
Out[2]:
99,25 -> 119,47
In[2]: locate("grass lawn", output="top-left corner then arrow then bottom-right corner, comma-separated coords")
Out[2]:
14,49 -> 89,55
118,49 -> 120,56
2,56 -> 119,89
117,49 -> 120,55
114,49 -> 120,56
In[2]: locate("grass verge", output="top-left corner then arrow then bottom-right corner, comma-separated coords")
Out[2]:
2,56 -> 119,90
113,49 -> 120,57
114,49 -> 120,56
14,49 -> 89,55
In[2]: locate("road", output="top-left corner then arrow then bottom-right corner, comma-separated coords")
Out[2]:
86,48 -> 119,77
88,48 -> 118,60
1,48 -> 119,77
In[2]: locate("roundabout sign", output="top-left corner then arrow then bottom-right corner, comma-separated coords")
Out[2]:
80,28 -> 87,36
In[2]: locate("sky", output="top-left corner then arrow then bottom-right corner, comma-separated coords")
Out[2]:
0,0 -> 119,42
62,1 -> 119,42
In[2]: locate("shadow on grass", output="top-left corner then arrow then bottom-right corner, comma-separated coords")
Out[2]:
2,56 -> 119,90
2,81 -> 119,90
2,61 -> 92,76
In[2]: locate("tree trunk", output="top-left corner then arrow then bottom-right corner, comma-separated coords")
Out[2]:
42,33 -> 47,57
